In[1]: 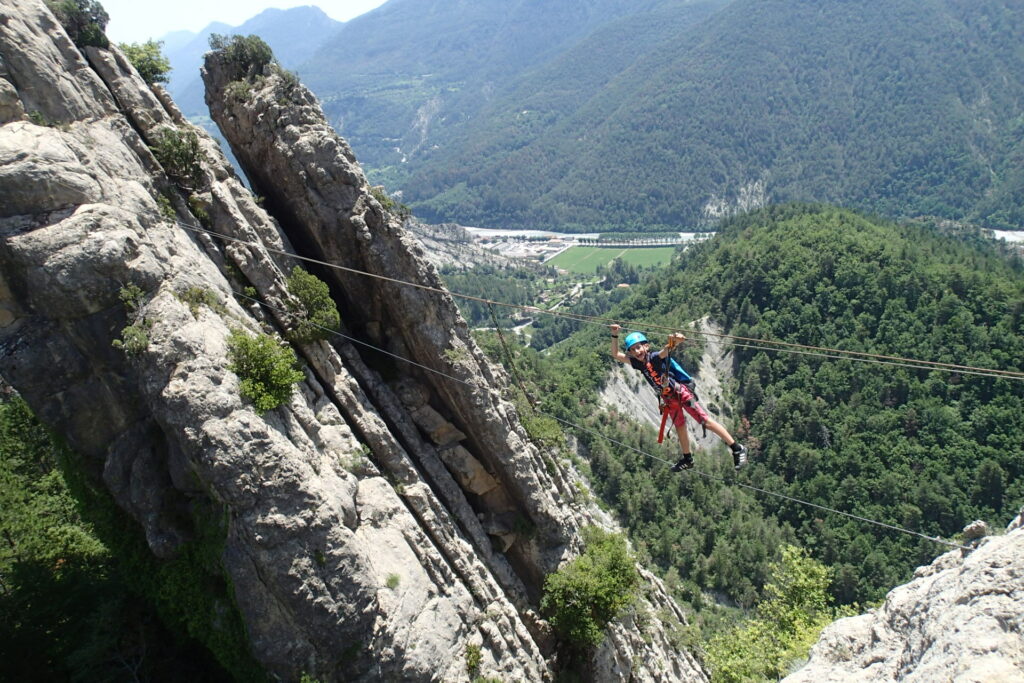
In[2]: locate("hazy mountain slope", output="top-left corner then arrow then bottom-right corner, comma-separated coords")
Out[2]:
300,0 -> 716,172
400,0 -> 1024,231
395,0 -> 724,224
164,6 -> 341,117
161,21 -> 230,107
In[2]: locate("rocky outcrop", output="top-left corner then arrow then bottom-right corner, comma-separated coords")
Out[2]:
0,2 -> 706,681
783,512 -> 1024,683
201,39 -> 590,598
403,219 -> 517,270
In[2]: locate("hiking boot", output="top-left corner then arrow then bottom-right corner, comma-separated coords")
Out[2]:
732,443 -> 748,470
671,454 -> 695,472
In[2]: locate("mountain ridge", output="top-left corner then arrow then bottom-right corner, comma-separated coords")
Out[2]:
400,0 -> 1024,230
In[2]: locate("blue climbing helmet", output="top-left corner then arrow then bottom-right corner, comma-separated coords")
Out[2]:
623,331 -> 648,351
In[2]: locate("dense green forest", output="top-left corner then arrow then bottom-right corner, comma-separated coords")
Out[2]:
439,264 -> 547,328
440,259 -> 648,348
397,0 -> 1024,232
487,205 -> 1023,618
0,394 -> 255,681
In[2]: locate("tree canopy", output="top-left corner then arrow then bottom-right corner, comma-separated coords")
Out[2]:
513,205 -> 1023,612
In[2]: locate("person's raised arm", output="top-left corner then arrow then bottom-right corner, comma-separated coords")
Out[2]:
658,332 -> 686,359
610,324 -> 629,364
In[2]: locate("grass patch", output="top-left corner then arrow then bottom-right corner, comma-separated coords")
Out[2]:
547,246 -> 675,274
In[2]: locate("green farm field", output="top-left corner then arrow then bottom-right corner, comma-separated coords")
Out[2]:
546,246 -> 675,273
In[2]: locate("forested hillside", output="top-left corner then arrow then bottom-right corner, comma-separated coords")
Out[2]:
159,0 -> 1024,232
504,205 -> 1024,613
299,0 -> 727,182
399,0 -> 1024,231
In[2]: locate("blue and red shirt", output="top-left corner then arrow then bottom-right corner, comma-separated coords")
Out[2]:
629,350 -> 678,396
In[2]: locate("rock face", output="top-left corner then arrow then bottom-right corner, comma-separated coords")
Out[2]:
0,2 -> 706,681
783,512 -> 1024,683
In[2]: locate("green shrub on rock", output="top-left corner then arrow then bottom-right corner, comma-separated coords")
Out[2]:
112,284 -> 151,356
119,40 -> 171,85
541,526 -> 640,649
369,186 -> 412,222
151,127 -> 206,191
176,286 -> 225,318
112,320 -> 152,356
208,34 -> 274,81
285,266 -> 341,343
226,330 -> 305,413
46,0 -> 109,48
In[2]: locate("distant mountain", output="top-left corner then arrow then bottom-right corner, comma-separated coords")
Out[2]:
161,20 -> 231,114
168,0 -> 1024,233
158,29 -> 198,54
394,0 -> 1024,231
163,6 -> 342,117
297,0 -> 728,183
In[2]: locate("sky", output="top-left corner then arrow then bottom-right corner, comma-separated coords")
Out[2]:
103,1 -> 390,43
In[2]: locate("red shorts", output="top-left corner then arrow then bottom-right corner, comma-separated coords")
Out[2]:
663,384 -> 708,428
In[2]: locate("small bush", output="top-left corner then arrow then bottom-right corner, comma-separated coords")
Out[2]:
176,286 -> 224,318
112,320 -> 152,356
541,526 -> 640,650
118,283 -> 145,311
226,330 -> 304,413
224,80 -> 254,102
385,573 -> 400,590
112,284 -> 151,356
370,186 -> 412,222
278,67 -> 300,89
208,34 -> 274,81
156,192 -> 176,220
443,346 -> 471,366
285,266 -> 340,343
340,444 -> 371,475
119,40 -> 171,85
465,643 -> 482,675
187,195 -> 211,227
47,0 -> 109,48
151,127 -> 206,191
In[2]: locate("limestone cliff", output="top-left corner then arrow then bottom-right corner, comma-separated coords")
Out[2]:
0,2 -> 704,680
783,513 -> 1024,683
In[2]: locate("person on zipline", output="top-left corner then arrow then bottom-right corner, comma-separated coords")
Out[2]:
610,324 -> 748,471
